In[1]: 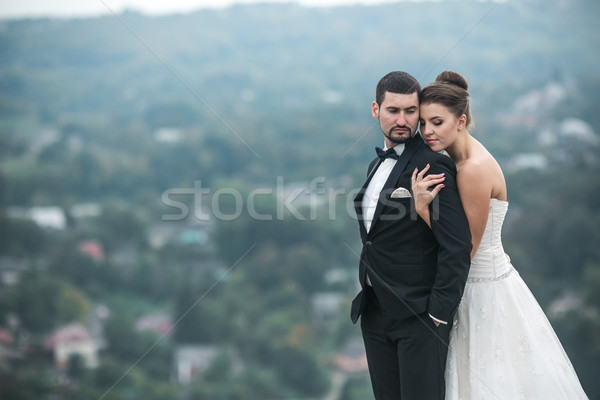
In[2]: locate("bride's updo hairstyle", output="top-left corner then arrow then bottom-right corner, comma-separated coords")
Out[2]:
420,70 -> 473,129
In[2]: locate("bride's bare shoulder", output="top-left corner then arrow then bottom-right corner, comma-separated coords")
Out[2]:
457,157 -> 486,181
456,144 -> 495,181
457,138 -> 507,199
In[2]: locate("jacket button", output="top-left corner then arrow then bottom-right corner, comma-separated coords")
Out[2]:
366,241 -> 372,246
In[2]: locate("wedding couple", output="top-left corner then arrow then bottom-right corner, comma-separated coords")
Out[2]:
350,71 -> 588,399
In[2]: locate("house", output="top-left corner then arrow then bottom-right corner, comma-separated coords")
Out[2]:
154,127 -> 183,144
6,206 -> 66,230
147,221 -> 211,249
334,338 -> 368,374
512,82 -> 566,115
135,313 -> 173,337
505,153 -> 549,172
172,344 -> 219,384
0,257 -> 26,286
310,292 -> 345,326
323,267 -> 349,287
495,82 -> 568,129
79,240 -> 104,261
277,179 -> 328,211
29,206 -> 67,230
558,118 -> 599,145
44,324 -> 100,369
0,328 -> 15,369
70,203 -> 102,219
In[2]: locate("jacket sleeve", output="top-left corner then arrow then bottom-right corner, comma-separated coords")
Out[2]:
426,156 -> 472,323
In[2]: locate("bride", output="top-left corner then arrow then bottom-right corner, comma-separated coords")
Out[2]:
411,71 -> 589,399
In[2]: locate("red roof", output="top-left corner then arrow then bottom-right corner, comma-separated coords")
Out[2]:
0,329 -> 13,345
79,240 -> 104,261
44,324 -> 94,349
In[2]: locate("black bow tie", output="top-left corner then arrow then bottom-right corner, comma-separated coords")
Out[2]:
376,146 -> 399,161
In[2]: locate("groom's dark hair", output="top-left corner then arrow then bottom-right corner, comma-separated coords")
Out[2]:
376,71 -> 422,106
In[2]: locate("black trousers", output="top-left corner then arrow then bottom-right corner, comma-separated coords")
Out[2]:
360,286 -> 451,400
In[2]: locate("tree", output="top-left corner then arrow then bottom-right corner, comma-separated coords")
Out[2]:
271,345 -> 330,397
56,286 -> 90,324
2,270 -> 62,333
340,375 -> 375,400
0,213 -> 46,256
550,263 -> 600,398
283,244 -> 326,295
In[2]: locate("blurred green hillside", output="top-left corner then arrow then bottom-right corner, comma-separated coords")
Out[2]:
0,1 -> 599,399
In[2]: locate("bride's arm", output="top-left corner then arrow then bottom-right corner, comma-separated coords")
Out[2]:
456,163 -> 491,259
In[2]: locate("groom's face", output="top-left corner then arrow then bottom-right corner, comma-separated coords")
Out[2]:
372,91 -> 420,149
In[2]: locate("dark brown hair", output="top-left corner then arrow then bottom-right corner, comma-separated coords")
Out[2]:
420,71 -> 473,129
375,71 -> 421,106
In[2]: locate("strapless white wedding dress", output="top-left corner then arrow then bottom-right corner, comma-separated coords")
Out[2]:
445,198 -> 588,400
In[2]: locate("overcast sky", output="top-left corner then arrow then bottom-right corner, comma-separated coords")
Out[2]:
0,0 -> 401,19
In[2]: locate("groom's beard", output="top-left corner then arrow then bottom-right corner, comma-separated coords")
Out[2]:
384,125 -> 413,144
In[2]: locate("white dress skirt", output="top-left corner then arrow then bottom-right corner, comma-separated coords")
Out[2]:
445,199 -> 588,400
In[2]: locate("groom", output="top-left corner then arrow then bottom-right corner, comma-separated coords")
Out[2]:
351,71 -> 472,400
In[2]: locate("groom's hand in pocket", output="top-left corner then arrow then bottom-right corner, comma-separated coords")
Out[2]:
428,313 -> 446,328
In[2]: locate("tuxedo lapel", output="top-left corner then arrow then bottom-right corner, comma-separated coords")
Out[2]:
355,158 -> 382,240
369,136 -> 424,232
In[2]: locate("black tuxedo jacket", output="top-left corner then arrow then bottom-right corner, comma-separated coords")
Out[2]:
351,135 -> 472,324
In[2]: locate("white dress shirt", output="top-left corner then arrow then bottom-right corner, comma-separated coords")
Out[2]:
362,144 -> 405,233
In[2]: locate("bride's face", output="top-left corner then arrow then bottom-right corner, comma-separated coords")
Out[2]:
419,103 -> 466,153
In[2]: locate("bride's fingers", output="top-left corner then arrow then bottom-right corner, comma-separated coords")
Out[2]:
421,173 -> 445,182
421,176 -> 445,189
417,164 -> 430,180
430,183 -> 445,197
411,169 -> 420,191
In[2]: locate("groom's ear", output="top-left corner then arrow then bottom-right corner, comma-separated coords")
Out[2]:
372,101 -> 380,120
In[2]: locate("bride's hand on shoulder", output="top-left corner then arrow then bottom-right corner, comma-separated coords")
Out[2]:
411,164 -> 445,217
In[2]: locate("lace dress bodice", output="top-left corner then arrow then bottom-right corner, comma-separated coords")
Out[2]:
468,198 -> 511,282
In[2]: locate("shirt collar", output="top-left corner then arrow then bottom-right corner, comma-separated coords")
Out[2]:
383,143 -> 405,156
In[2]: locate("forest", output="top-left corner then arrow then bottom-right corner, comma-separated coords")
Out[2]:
0,0 -> 599,399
